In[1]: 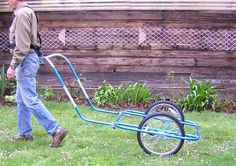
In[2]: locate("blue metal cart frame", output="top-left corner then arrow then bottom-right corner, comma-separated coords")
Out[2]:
44,53 -> 200,157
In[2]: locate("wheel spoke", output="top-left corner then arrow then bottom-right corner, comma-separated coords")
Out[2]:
145,100 -> 185,121
137,112 -> 185,156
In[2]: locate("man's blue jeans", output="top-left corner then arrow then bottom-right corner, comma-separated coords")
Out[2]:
15,52 -> 58,136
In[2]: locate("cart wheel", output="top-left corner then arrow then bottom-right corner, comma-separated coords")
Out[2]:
145,100 -> 184,121
137,112 -> 185,157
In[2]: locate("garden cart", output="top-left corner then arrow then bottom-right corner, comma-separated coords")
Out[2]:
43,53 -> 200,157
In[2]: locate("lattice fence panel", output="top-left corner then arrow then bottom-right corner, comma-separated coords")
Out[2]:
1,27 -> 236,52
40,30 -> 64,49
66,28 -> 95,47
0,32 -> 9,51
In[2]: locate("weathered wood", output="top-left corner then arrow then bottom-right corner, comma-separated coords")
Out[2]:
39,20 -> 236,29
163,11 -> 236,22
37,11 -> 164,21
36,72 -> 236,97
52,57 -> 195,66
1,10 -> 236,95
1,10 -> 236,30
43,49 -> 236,59
37,63 -> 236,77
196,58 -> 236,67
2,48 -> 236,77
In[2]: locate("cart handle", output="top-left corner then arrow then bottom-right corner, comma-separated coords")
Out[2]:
43,53 -> 89,107
43,53 -> 118,116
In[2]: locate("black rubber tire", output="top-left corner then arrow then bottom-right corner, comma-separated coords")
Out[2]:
145,100 -> 185,122
137,112 -> 185,157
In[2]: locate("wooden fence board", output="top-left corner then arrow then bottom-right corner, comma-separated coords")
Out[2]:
37,63 -> 236,77
1,10 -> 236,29
43,49 -> 236,59
196,58 -> 236,67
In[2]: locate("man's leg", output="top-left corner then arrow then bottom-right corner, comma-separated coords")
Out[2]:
18,76 -> 59,135
19,73 -> 68,147
16,52 -> 68,146
15,81 -> 33,141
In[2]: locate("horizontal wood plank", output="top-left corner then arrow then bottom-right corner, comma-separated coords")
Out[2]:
37,63 -> 236,76
196,58 -> 236,67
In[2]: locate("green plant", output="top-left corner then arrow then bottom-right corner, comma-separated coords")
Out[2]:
118,82 -> 153,105
166,71 -> 175,99
4,95 -> 16,105
177,77 -> 220,112
65,77 -> 85,100
70,88 -> 83,99
5,79 -> 16,96
0,65 -> 8,96
93,81 -> 153,107
153,91 -> 165,101
93,81 -> 117,106
37,85 -> 54,101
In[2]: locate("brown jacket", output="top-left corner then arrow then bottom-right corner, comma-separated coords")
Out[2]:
9,2 -> 39,69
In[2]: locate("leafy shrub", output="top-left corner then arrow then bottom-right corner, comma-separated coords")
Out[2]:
93,81 -> 153,107
118,82 -> 153,105
5,79 -> 16,96
153,92 -> 166,101
0,65 -> 8,97
5,95 -> 16,105
93,82 -> 117,106
177,78 -> 220,112
37,85 -> 54,101
70,88 -> 84,100
64,76 -> 85,100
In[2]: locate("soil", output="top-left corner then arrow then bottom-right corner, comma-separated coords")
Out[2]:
73,98 -> 236,114
0,96 -> 4,105
0,96 -> 236,114
222,108 -> 236,114
219,100 -> 236,114
73,98 -> 148,111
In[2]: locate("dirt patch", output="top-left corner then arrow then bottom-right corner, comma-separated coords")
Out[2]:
73,98 -> 236,114
223,108 -> 236,114
219,100 -> 236,114
0,96 -> 5,105
0,95 -> 236,114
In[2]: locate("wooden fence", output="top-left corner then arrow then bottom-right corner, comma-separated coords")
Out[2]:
0,10 -> 236,94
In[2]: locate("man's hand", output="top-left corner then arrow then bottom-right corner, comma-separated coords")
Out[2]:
7,66 -> 15,80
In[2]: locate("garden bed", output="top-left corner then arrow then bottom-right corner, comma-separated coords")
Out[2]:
1,94 -> 236,114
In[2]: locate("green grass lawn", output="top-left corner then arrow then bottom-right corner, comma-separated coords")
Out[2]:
0,102 -> 236,166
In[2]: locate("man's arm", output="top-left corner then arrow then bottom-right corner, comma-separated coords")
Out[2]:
10,10 -> 32,69
7,10 -> 32,79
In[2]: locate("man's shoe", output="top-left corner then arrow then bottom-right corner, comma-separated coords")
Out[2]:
12,134 -> 33,142
50,126 -> 68,148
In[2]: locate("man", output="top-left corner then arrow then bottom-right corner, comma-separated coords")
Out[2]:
6,0 -> 68,148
